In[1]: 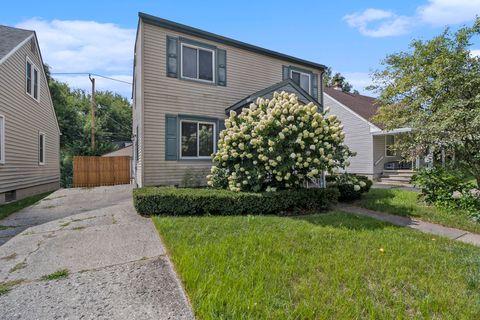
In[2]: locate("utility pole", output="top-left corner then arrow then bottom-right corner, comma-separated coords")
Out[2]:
89,74 -> 96,151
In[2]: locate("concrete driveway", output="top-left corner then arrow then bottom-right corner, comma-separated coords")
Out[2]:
0,185 -> 193,320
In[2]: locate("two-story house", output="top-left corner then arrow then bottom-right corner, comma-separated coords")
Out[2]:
0,25 -> 60,203
132,13 -> 326,187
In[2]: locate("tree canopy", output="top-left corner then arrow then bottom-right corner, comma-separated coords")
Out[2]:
44,65 -> 132,186
369,18 -> 480,185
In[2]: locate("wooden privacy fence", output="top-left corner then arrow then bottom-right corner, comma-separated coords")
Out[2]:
73,156 -> 131,187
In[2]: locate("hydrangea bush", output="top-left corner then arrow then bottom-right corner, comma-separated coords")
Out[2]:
207,91 -> 354,192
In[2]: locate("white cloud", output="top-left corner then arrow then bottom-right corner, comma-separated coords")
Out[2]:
345,0 -> 480,37
471,49 -> 480,57
418,0 -> 480,26
53,74 -> 132,98
15,18 -> 135,98
342,72 -> 373,95
343,9 -> 414,37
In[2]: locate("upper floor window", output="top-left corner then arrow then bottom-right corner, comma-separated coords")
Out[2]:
26,58 -> 39,101
290,69 -> 311,93
180,120 -> 215,159
181,43 -> 215,83
0,115 -> 5,164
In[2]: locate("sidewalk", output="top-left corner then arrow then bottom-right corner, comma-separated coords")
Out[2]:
338,204 -> 480,247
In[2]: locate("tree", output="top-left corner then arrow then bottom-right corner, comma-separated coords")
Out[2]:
322,67 -> 356,93
369,18 -> 480,186
208,92 -> 353,192
44,65 -> 132,186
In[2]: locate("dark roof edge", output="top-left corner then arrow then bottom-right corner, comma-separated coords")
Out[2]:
226,79 -> 320,114
139,12 -> 326,71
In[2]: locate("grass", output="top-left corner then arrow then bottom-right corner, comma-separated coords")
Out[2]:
356,189 -> 480,233
9,261 -> 27,273
154,212 -> 480,319
40,269 -> 69,281
0,280 -> 24,296
0,192 -> 52,220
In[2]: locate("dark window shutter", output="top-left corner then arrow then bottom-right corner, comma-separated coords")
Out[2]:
217,49 -> 227,86
312,73 -> 319,100
282,65 -> 290,80
165,115 -> 178,160
166,36 -> 178,78
216,118 -> 226,148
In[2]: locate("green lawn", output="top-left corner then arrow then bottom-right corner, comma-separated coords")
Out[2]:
356,189 -> 480,234
154,212 -> 480,319
0,192 -> 52,221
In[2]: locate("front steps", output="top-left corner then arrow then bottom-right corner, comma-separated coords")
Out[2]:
377,169 -> 414,187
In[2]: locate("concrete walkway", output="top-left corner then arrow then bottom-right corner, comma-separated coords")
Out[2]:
339,204 -> 480,247
0,185 -> 193,320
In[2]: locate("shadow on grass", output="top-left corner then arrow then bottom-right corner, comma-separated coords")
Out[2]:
289,211 -> 398,231
355,189 -> 423,218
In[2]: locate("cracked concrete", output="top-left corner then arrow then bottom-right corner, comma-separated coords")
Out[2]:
0,185 -> 194,319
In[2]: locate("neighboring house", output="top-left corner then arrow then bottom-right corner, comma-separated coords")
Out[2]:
0,25 -> 60,203
133,13 -> 325,187
324,86 -> 413,182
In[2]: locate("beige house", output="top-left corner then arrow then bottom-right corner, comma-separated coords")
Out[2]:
132,13 -> 326,187
0,25 -> 60,203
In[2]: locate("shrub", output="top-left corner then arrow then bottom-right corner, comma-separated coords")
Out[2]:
208,91 -> 354,192
133,187 -> 339,216
412,167 -> 480,220
326,173 -> 372,201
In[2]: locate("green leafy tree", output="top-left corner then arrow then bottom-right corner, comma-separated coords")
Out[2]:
44,65 -> 132,186
322,68 -> 356,93
369,18 -> 480,186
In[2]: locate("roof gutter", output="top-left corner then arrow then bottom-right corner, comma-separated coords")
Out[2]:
138,12 -> 327,71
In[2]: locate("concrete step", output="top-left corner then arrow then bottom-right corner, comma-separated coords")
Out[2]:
381,176 -> 412,182
375,180 -> 413,187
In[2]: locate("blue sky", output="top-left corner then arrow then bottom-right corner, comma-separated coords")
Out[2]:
2,0 -> 480,97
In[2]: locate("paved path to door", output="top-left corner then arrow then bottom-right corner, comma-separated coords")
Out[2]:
0,185 -> 193,320
339,204 -> 480,247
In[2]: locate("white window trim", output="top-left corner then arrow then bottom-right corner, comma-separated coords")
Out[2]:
39,132 -> 46,165
25,56 -> 40,102
179,120 -> 216,159
385,135 -> 396,157
180,43 -> 215,84
0,114 -> 5,164
290,69 -> 311,94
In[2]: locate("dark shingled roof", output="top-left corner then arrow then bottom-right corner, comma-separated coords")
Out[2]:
324,87 -> 381,126
0,25 -> 34,61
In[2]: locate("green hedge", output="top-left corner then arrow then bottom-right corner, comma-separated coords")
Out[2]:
133,187 -> 339,216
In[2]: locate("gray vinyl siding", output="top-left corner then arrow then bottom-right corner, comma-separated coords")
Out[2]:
324,94 -> 374,176
0,36 -> 60,193
139,22 -> 323,186
133,22 -> 144,187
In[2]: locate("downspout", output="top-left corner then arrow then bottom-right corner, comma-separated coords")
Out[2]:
319,70 -> 325,111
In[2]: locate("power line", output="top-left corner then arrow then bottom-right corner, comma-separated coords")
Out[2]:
51,72 -> 132,85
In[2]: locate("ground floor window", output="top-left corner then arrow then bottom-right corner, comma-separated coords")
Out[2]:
39,132 -> 45,165
385,135 -> 396,157
180,121 -> 215,159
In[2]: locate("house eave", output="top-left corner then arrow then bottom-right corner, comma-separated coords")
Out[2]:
371,127 -> 413,135
139,12 -> 326,71
225,79 -> 321,115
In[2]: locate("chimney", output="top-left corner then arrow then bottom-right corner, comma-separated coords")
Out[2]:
333,76 -> 344,91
